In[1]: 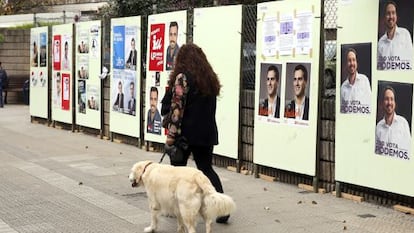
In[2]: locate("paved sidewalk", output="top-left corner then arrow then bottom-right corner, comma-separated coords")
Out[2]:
1,105 -> 413,233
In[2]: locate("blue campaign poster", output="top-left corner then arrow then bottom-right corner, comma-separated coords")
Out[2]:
113,25 -> 125,69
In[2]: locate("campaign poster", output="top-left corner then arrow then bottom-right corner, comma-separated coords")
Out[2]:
78,80 -> 86,114
53,72 -> 62,108
30,70 -> 37,87
87,85 -> 99,111
77,56 -> 89,80
39,70 -> 46,87
283,62 -> 311,125
39,32 -> 47,67
53,35 -> 61,70
149,23 -> 165,71
113,26 -> 125,69
90,24 -> 99,59
77,28 -> 89,54
146,86 -> 162,135
377,0 -> 414,70
375,81 -> 412,160
340,43 -> 372,114
61,37 -> 71,71
257,63 -> 282,123
30,34 -> 39,67
125,26 -> 138,70
62,74 -> 70,110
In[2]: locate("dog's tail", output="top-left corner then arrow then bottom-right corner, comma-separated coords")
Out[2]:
195,173 -> 236,218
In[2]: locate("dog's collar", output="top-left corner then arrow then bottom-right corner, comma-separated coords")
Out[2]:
142,162 -> 153,175
138,162 -> 153,183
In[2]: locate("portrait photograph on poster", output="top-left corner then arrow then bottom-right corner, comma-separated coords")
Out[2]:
340,43 -> 372,114
146,86 -> 162,135
62,40 -> 71,71
166,21 -> 180,71
284,62 -> 311,123
39,32 -> 47,67
377,0 -> 414,70
53,72 -> 62,108
78,80 -> 86,114
125,26 -> 138,70
258,63 -> 282,121
30,37 -> 39,67
375,81 -> 412,160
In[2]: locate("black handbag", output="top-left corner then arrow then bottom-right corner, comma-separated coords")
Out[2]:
162,136 -> 188,164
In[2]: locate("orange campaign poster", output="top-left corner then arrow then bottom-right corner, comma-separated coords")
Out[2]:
149,23 -> 165,71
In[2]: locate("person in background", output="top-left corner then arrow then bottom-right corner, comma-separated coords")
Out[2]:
0,62 -> 8,108
161,43 -> 230,224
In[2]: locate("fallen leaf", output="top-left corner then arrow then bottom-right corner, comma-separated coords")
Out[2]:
264,187 -> 268,191
312,200 -> 317,205
297,201 -> 302,204
78,181 -> 83,185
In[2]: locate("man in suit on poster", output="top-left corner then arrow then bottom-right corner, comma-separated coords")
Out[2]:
128,81 -> 136,116
285,64 -> 309,120
126,38 -> 137,70
259,65 -> 281,118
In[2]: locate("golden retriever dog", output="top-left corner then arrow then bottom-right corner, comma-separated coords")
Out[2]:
129,161 -> 236,233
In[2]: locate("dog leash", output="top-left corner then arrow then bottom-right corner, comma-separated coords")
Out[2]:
159,151 -> 167,163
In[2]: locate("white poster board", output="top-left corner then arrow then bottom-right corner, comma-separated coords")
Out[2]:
253,0 -> 321,176
193,5 -> 242,159
29,26 -> 48,119
336,0 -> 414,197
109,16 -> 141,138
75,20 -> 102,130
51,23 -> 73,124
145,11 -> 187,143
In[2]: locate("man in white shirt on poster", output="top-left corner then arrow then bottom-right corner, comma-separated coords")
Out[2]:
340,48 -> 371,114
377,1 -> 413,70
375,86 -> 411,160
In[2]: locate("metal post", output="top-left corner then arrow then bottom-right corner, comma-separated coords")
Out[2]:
63,10 -> 66,24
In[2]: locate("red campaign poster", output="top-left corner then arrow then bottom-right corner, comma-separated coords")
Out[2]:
62,73 -> 70,110
53,35 -> 61,70
149,23 -> 165,71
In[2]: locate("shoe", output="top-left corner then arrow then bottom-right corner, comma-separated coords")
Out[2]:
216,215 -> 230,224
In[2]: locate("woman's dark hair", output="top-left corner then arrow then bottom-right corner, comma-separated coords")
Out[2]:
169,43 -> 221,96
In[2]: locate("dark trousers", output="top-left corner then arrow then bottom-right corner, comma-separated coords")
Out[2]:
0,85 -> 3,107
171,145 -> 224,193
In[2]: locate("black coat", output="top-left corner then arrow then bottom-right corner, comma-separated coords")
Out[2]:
161,74 -> 218,146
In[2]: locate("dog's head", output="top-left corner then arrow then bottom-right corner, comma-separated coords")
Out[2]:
129,161 -> 153,188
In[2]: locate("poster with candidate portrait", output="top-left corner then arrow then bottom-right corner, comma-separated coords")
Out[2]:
336,1 -> 414,197
257,63 -> 282,123
110,16 -> 141,138
51,24 -> 73,125
377,0 -> 414,71
340,43 -> 372,114
29,27 -> 48,119
145,10 -> 187,143
283,62 -> 311,126
254,0 -> 321,176
75,20 -> 101,130
375,81 -> 412,160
